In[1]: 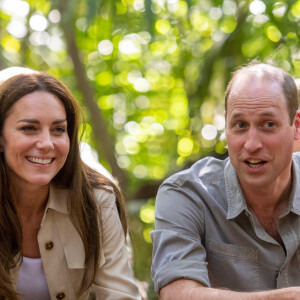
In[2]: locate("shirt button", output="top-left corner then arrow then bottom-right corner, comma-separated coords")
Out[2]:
56,292 -> 66,299
45,241 -> 54,250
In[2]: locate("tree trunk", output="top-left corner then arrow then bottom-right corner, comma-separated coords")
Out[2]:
57,1 -> 128,193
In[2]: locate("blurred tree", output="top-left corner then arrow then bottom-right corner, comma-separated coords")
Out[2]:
2,0 -> 300,196
1,0 -> 300,297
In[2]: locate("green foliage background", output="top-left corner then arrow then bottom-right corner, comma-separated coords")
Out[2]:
1,0 -> 300,297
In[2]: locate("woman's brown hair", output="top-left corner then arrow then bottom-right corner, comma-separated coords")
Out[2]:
0,72 -> 127,299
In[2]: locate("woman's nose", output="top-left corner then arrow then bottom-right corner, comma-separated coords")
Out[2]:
36,131 -> 54,150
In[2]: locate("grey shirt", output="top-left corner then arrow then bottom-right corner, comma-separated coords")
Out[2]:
151,154 -> 300,293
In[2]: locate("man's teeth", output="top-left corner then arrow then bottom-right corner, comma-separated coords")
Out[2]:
247,159 -> 264,168
248,159 -> 261,164
27,157 -> 52,164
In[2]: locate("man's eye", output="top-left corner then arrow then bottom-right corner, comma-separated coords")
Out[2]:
266,121 -> 275,128
235,122 -> 245,129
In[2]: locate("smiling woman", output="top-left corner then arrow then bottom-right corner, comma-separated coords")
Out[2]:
0,71 -> 141,299
1,91 -> 70,190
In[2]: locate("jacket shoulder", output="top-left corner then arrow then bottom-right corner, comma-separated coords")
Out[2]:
94,186 -> 116,209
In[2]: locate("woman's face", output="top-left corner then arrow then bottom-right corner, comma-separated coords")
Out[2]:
0,91 -> 70,189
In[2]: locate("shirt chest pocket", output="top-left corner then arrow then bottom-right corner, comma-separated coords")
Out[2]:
206,240 -> 259,291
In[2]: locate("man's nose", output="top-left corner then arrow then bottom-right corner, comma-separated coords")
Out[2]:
244,128 -> 263,152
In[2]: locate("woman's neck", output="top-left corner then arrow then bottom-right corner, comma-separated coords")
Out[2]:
10,183 -> 50,216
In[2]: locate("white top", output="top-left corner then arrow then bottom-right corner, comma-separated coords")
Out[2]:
16,256 -> 51,300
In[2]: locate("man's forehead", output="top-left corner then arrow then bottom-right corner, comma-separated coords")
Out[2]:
230,73 -> 282,96
227,72 -> 286,115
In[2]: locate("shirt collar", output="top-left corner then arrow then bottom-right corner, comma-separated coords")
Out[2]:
289,155 -> 300,215
224,160 -> 247,219
224,156 -> 300,219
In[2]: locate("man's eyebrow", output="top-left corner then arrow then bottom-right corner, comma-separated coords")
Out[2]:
230,111 -> 276,119
17,119 -> 67,124
228,113 -> 244,120
259,111 -> 277,117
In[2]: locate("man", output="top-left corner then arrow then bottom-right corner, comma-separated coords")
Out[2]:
151,63 -> 300,299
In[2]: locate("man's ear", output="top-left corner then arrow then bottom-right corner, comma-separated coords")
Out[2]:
294,110 -> 300,140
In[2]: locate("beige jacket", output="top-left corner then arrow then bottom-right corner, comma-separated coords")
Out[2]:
11,184 -> 141,300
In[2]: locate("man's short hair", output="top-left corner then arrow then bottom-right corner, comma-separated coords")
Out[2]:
225,62 -> 298,125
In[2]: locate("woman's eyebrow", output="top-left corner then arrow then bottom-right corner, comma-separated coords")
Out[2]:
17,119 -> 67,124
17,119 -> 39,124
53,119 -> 67,124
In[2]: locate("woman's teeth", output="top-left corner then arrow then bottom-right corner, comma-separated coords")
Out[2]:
27,157 -> 52,164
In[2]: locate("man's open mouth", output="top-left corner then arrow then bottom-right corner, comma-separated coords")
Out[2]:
246,159 -> 266,168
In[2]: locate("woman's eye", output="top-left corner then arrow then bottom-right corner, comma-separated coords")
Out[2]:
21,126 -> 36,132
53,127 -> 66,133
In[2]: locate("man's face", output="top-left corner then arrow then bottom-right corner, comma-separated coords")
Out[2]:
225,76 -> 299,192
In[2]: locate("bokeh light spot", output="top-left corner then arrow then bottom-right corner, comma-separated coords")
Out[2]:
266,26 -> 282,42
140,204 -> 155,223
133,165 -> 148,178
155,19 -> 171,35
95,71 -> 113,86
98,40 -> 114,56
1,0 -> 30,17
29,14 -> 48,31
250,0 -> 266,15
7,20 -> 28,38
177,137 -> 194,157
48,10 -> 61,23
119,39 -> 140,55
134,78 -> 150,92
135,96 -> 150,109
201,124 -> 217,141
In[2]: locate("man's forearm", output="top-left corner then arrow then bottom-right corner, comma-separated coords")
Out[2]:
160,279 -> 300,300
188,286 -> 300,300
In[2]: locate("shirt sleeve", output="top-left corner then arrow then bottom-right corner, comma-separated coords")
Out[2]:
92,190 -> 141,300
150,178 -> 210,293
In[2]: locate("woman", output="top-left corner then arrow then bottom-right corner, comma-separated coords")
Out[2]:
0,71 -> 141,299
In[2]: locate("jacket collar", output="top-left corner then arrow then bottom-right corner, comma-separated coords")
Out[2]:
45,184 -> 70,215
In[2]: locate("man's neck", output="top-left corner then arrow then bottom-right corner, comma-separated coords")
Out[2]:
241,169 -> 293,213
241,175 -> 292,245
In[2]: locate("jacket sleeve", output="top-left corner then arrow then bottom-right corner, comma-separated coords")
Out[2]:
92,190 -> 141,300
